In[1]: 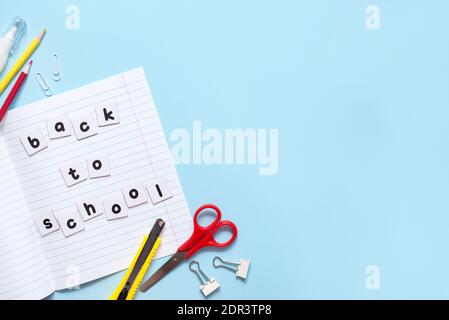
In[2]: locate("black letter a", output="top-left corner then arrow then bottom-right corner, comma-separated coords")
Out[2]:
55,122 -> 66,133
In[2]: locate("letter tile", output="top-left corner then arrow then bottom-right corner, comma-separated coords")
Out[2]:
76,196 -> 104,221
86,153 -> 111,178
47,114 -> 71,139
60,160 -> 88,187
103,192 -> 128,220
122,181 -> 148,208
71,113 -> 98,140
20,126 -> 48,156
57,210 -> 85,237
33,209 -> 60,236
96,104 -> 120,127
145,177 -> 173,205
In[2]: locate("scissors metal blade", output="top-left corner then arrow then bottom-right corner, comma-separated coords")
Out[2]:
140,251 -> 186,292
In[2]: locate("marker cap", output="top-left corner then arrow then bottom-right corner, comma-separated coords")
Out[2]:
3,17 -> 27,55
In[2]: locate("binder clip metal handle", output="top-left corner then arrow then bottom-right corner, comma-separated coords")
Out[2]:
189,260 -> 220,297
52,53 -> 61,81
213,256 -> 250,279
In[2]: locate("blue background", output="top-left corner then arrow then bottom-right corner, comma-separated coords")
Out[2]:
1,0 -> 449,299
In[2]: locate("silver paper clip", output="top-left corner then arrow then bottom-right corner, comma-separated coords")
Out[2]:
36,72 -> 52,97
52,54 -> 61,81
189,260 -> 220,297
213,256 -> 250,280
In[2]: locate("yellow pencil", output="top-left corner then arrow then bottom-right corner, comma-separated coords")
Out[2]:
0,28 -> 46,96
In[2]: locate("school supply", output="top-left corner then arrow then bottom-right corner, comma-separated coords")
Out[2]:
0,17 -> 26,73
140,204 -> 237,292
0,28 -> 45,96
36,72 -> 52,96
52,53 -> 60,81
0,60 -> 32,122
0,68 -> 193,300
110,219 -> 165,300
213,256 -> 250,280
189,260 -> 220,297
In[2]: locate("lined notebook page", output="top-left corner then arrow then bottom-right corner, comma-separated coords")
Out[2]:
0,138 -> 54,299
1,68 -> 192,291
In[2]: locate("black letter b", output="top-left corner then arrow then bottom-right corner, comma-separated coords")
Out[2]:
27,136 -> 40,149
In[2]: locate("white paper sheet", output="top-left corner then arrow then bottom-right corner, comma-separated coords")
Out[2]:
0,68 -> 192,298
0,138 -> 54,299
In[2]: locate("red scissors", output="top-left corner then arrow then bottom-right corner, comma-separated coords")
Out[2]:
140,204 -> 237,292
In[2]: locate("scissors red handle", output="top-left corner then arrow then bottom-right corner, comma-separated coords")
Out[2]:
178,204 -> 238,259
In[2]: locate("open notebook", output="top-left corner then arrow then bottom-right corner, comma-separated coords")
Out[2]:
0,68 -> 192,299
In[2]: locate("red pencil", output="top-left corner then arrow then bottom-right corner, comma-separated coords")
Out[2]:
0,60 -> 32,122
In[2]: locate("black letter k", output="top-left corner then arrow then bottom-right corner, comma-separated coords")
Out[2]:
103,108 -> 115,121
